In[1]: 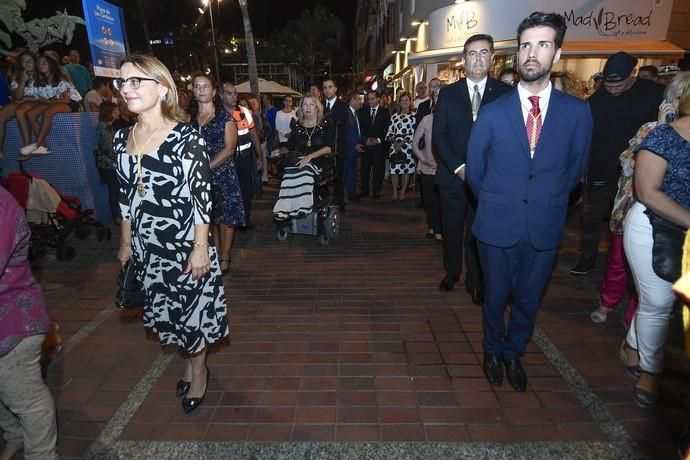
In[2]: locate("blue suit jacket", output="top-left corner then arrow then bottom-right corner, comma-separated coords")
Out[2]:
346,108 -> 364,159
466,88 -> 592,250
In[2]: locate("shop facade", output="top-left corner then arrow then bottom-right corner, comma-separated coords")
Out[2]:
388,0 -> 684,92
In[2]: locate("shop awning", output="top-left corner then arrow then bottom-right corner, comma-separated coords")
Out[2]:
407,39 -> 686,65
561,40 -> 686,58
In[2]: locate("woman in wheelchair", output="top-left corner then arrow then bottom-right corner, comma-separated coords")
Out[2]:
271,92 -> 336,222
271,92 -> 335,173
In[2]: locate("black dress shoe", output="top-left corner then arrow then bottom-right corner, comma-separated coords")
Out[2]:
426,231 -> 435,239
483,353 -> 503,386
504,358 -> 527,392
348,195 -> 360,203
465,287 -> 484,306
182,368 -> 210,414
438,274 -> 460,292
176,379 -> 191,398
358,192 -> 368,199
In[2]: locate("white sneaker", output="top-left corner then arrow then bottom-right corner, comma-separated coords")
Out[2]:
31,146 -> 51,155
19,143 -> 36,156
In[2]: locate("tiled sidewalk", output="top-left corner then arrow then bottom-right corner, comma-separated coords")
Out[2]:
15,181 -> 688,459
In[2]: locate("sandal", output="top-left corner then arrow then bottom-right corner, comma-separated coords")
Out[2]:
618,340 -> 641,379
632,371 -> 659,408
220,259 -> 231,275
590,306 -> 610,323
633,386 -> 658,408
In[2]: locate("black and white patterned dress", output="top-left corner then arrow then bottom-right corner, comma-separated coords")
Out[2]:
385,112 -> 416,175
115,123 -> 229,354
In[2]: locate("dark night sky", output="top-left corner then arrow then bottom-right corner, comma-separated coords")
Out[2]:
26,0 -> 355,54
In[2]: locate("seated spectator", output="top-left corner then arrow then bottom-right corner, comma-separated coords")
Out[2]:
42,50 -> 73,84
95,102 -> 120,223
64,49 -> 91,96
0,186 -> 59,460
15,55 -> 82,158
84,77 -> 112,112
0,51 -> 37,153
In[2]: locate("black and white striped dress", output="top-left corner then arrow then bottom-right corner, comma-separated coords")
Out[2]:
115,123 -> 229,354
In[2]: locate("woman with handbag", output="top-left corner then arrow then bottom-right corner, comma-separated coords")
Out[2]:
190,73 -> 245,274
623,72 -> 690,408
386,91 -> 416,201
114,55 -> 228,414
412,86 -> 442,244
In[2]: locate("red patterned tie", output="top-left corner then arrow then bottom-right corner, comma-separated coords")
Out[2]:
525,95 -> 542,157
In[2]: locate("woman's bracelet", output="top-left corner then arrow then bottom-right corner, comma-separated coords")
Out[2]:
193,241 -> 209,249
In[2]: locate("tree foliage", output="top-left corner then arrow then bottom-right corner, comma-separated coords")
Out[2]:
262,5 -> 344,81
0,0 -> 85,55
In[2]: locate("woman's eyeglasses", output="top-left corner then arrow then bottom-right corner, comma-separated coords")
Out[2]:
113,77 -> 158,91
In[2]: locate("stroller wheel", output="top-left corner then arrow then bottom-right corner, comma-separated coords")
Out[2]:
75,226 -> 91,240
318,234 -> 330,246
56,246 -> 75,261
276,227 -> 289,241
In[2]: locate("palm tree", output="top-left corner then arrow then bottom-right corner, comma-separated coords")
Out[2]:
238,0 -> 259,97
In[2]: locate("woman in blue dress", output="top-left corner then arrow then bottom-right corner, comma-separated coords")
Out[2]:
191,74 -> 245,273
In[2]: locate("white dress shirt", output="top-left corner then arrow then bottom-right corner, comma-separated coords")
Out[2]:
517,81 -> 551,125
517,82 -> 552,158
455,77 -> 489,174
325,96 -> 337,112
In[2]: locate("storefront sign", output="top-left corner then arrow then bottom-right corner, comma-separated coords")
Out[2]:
81,0 -> 129,77
427,0 -> 673,51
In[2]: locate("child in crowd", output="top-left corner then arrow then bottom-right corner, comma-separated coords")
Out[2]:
15,55 -> 82,158
95,101 -> 121,223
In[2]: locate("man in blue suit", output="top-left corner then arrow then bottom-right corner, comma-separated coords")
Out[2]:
344,91 -> 365,201
466,12 -> 592,391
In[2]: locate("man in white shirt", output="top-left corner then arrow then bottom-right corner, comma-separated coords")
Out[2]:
413,81 -> 429,110
466,12 -> 592,392
83,77 -> 111,112
432,35 -> 512,299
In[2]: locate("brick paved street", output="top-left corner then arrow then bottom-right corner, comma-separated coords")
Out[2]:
8,180 -> 689,459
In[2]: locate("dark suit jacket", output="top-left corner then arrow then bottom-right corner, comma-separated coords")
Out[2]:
466,89 -> 593,251
346,108 -> 365,159
325,97 -> 350,159
415,99 -> 432,129
432,78 -> 512,187
359,105 -> 390,143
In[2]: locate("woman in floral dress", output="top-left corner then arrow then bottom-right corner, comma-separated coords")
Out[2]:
191,74 -> 245,274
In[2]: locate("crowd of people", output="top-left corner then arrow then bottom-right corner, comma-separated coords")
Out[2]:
1,8 -> 689,459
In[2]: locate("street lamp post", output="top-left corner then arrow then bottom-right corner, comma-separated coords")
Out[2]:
201,0 -> 220,83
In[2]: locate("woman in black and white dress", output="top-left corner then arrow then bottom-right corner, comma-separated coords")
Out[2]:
114,55 -> 227,414
386,91 -> 416,201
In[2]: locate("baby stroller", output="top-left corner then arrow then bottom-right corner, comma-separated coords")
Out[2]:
1,171 -> 111,260
271,151 -> 340,246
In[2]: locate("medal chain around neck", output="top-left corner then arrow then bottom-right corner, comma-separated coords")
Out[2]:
304,124 -> 317,147
132,122 -> 164,197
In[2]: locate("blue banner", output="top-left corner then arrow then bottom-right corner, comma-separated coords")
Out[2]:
81,0 -> 129,77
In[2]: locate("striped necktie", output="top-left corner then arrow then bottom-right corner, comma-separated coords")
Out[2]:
471,84 -> 481,121
525,95 -> 542,158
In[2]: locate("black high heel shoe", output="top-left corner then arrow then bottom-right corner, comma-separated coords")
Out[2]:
182,367 -> 209,414
176,379 -> 191,398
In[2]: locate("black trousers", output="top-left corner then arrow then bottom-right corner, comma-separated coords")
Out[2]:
360,144 -> 386,196
580,182 -> 617,262
439,180 -> 482,289
99,167 -> 120,221
235,149 -> 256,224
420,173 -> 441,234
334,156 -> 345,208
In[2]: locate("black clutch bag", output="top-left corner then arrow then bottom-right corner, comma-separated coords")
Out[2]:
115,259 -> 146,309
647,210 -> 687,283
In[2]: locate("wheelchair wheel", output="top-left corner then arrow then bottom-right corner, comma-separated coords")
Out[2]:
56,246 -> 75,261
318,234 -> 330,246
276,227 -> 289,241
324,207 -> 340,238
